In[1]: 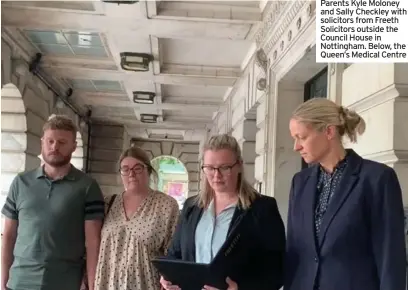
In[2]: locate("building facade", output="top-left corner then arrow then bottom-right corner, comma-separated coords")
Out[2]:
1,1 -> 407,227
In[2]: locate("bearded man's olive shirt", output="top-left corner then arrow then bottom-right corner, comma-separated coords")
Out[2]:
1,165 -> 105,290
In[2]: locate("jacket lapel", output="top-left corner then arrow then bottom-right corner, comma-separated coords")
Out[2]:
317,149 -> 362,247
227,206 -> 245,237
303,165 -> 320,256
187,206 -> 203,262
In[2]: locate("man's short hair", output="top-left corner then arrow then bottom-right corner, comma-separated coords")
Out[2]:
43,114 -> 77,140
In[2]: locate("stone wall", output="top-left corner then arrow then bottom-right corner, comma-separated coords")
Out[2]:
340,63 -> 408,205
209,56 -> 266,188
88,123 -> 125,197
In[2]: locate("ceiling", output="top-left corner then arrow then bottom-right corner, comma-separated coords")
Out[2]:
1,0 -> 265,141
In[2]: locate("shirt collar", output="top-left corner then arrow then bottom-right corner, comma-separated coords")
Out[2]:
320,154 -> 348,176
36,164 -> 78,181
208,199 -> 237,216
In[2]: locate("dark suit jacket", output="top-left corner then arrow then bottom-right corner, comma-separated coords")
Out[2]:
284,149 -> 406,290
167,193 -> 286,290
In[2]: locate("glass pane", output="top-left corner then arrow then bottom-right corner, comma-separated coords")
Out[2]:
64,32 -> 103,46
37,44 -> 74,56
26,30 -> 67,45
69,79 -> 95,90
71,46 -> 107,57
92,80 -> 123,91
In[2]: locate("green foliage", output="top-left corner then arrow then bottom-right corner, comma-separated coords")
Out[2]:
159,156 -> 179,165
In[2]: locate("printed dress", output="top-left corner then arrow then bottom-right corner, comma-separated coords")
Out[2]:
94,191 -> 179,290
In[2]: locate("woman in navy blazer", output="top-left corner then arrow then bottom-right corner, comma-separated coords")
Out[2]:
285,98 -> 406,290
160,134 -> 286,290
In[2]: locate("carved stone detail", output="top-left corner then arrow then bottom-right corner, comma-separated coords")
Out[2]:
255,1 -> 289,46
255,1 -> 310,56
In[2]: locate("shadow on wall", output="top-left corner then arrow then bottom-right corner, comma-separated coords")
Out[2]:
150,155 -> 189,210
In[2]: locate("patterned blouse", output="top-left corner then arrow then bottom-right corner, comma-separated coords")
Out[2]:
94,191 -> 179,290
314,158 -> 348,236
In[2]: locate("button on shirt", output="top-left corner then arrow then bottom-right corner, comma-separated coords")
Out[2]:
195,200 -> 236,264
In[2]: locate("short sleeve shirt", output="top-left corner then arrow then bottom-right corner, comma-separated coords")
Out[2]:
1,165 -> 105,290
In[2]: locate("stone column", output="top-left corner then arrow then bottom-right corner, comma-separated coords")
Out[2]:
265,78 -> 304,220
327,63 -> 346,104
342,64 -> 408,203
255,96 -> 266,193
232,118 -> 257,185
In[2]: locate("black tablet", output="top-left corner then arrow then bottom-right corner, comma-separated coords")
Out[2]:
151,257 -> 228,290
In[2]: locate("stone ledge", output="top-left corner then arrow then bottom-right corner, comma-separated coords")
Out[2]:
348,84 -> 408,113
362,149 -> 408,165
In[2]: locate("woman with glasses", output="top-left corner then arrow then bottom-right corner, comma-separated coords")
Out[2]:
94,147 -> 180,290
160,134 -> 286,290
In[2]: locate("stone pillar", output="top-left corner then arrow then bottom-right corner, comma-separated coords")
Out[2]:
231,118 -> 257,185
341,63 -> 408,204
327,63 -> 346,104
255,97 -> 266,193
266,79 -> 304,220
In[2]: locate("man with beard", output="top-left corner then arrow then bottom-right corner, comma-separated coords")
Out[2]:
1,115 -> 105,290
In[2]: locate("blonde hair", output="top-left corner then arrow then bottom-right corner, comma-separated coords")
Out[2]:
197,134 -> 258,210
43,114 -> 77,140
292,98 -> 366,143
119,147 -> 157,180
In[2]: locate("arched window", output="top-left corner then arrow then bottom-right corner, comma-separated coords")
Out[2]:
150,156 -> 189,210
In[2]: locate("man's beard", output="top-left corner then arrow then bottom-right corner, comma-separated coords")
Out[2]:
42,152 -> 72,167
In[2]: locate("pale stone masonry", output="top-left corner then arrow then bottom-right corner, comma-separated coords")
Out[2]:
1,0 -> 407,227
207,1 -> 408,223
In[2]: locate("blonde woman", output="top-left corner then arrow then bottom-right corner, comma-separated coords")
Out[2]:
160,134 -> 286,290
285,98 -> 405,290
94,147 -> 179,290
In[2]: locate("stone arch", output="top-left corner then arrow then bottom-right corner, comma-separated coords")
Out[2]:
1,83 -> 29,232
2,48 -> 51,173
1,84 -> 28,198
131,140 -> 200,198
151,155 -> 189,209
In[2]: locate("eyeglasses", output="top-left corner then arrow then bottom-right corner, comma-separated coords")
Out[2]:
201,161 -> 238,176
119,164 -> 146,176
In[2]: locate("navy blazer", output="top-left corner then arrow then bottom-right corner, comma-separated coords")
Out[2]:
167,194 -> 286,290
284,149 -> 406,290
